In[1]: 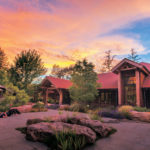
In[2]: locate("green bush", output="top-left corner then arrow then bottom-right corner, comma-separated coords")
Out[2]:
134,106 -> 150,112
31,102 -> 47,112
0,83 -> 30,111
32,102 -> 45,109
69,102 -> 87,113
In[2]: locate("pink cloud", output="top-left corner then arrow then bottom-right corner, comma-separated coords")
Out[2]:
0,0 -> 150,68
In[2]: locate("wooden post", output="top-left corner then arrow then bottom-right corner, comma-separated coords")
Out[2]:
59,89 -> 63,105
43,89 -> 48,105
136,70 -> 141,106
118,72 -> 122,105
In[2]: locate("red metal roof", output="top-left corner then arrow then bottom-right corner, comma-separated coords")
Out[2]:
140,62 -> 150,72
45,76 -> 72,89
142,75 -> 150,88
97,72 -> 118,89
43,61 -> 150,89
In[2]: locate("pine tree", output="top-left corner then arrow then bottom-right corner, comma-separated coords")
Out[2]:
128,48 -> 140,62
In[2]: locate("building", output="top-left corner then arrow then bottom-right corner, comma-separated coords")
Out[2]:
41,58 -> 150,107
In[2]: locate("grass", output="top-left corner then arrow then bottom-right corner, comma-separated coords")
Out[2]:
134,106 -> 150,112
16,127 -> 27,134
55,130 -> 86,150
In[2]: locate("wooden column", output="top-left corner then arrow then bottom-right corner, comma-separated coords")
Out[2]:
118,72 -> 123,105
43,89 -> 48,105
59,89 -> 63,105
136,70 -> 141,106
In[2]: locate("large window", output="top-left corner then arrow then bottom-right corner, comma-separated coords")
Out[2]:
122,70 -> 136,105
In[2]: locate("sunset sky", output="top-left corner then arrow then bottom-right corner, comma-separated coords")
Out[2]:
1,0 -> 150,72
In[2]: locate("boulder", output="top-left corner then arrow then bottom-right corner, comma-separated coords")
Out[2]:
130,111 -> 150,122
26,115 -> 115,137
11,104 -> 34,113
26,122 -> 96,144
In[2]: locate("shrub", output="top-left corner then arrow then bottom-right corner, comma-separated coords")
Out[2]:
98,111 -> 125,119
31,102 -> 47,112
32,101 -> 45,109
134,106 -> 150,112
118,105 -> 133,120
90,113 -> 103,121
0,83 -> 30,111
118,105 -> 134,113
69,102 -> 87,113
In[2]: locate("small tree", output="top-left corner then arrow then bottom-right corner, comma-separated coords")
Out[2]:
9,50 -> 47,89
99,50 -> 115,73
51,64 -> 62,77
51,64 -> 73,79
128,48 -> 141,62
0,48 -> 8,70
69,59 -> 99,104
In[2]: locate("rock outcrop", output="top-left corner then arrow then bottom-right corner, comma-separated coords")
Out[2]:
26,122 -> 96,144
130,111 -> 150,122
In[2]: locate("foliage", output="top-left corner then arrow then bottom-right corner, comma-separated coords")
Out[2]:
127,48 -> 141,62
90,113 -> 102,121
134,106 -> 150,112
99,50 -> 115,73
0,48 -> 8,70
54,130 -> 86,150
0,69 -> 10,85
32,102 -> 44,109
9,49 -> 46,89
51,64 -> 73,79
118,105 -> 134,113
16,127 -> 27,134
69,102 -> 87,113
69,59 -> 99,104
118,105 -> 133,120
0,83 -> 30,111
31,102 -> 47,112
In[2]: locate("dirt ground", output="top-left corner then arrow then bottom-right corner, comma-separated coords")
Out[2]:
0,110 -> 150,150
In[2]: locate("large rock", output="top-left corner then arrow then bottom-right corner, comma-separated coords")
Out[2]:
11,104 -> 34,113
130,111 -> 150,122
26,122 -> 96,144
27,115 -> 114,137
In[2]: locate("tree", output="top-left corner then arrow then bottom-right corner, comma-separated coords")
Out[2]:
9,50 -> 47,89
99,50 -> 115,73
0,48 -> 8,70
51,64 -> 73,79
128,48 -> 141,62
69,59 -> 99,104
51,64 -> 62,78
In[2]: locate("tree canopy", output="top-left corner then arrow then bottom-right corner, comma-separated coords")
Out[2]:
128,48 -> 141,62
100,50 -> 115,73
0,48 -> 8,70
9,50 -> 47,89
51,64 -> 73,79
69,59 -> 99,104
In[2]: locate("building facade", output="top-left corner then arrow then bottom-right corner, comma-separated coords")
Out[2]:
41,58 -> 150,107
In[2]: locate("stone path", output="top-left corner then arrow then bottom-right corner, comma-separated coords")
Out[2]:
0,110 -> 150,150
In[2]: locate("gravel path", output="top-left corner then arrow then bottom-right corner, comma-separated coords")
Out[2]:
0,110 -> 150,150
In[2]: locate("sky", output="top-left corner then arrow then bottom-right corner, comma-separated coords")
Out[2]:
1,0 -> 150,72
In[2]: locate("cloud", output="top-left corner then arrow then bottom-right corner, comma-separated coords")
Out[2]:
0,0 -> 150,69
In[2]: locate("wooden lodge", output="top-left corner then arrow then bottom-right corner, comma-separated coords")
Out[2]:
41,58 -> 150,108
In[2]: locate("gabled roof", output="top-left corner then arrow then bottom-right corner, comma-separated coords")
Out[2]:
97,72 -> 118,89
42,76 -> 72,89
112,58 -> 150,75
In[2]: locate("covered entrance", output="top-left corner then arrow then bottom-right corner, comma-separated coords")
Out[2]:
123,70 -> 136,105
112,58 -> 150,107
